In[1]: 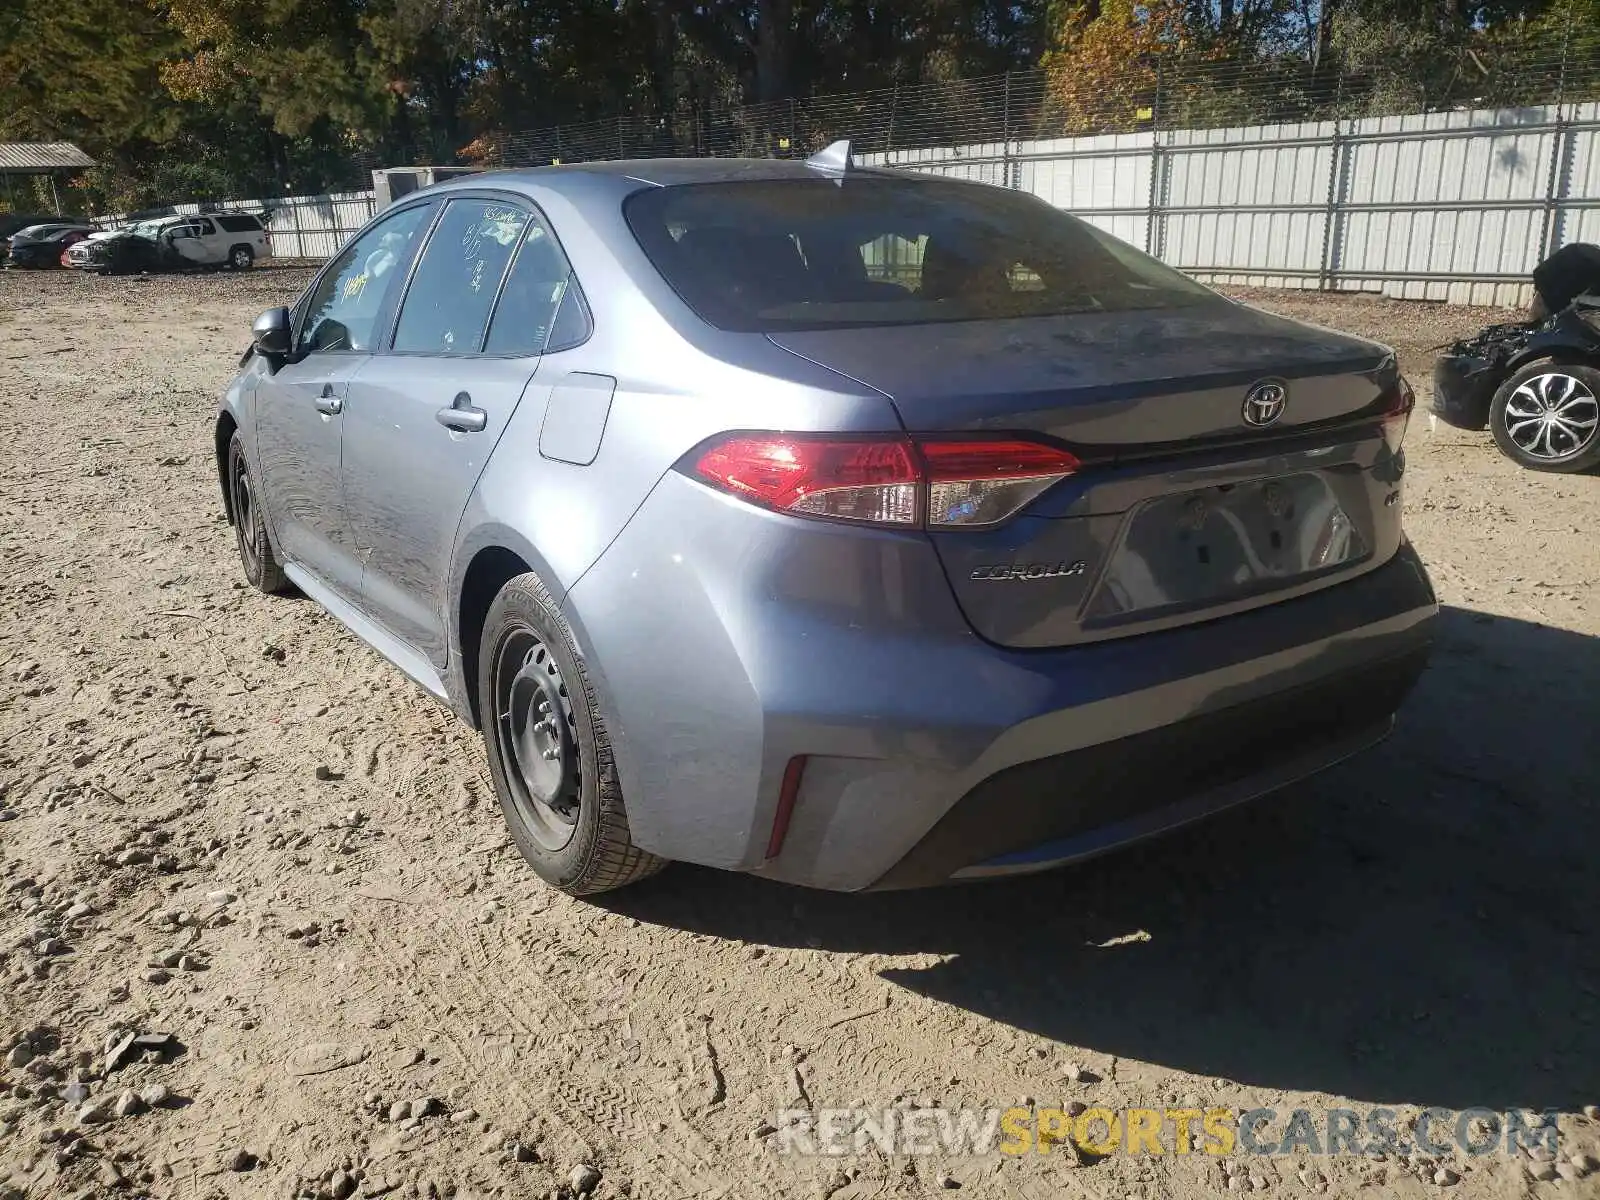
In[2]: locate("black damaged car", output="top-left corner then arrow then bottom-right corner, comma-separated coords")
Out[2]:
66,227 -> 174,275
4,223 -> 97,268
1433,243 -> 1600,473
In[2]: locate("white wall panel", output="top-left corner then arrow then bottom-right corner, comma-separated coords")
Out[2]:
861,100 -> 1598,305
110,103 -> 1599,303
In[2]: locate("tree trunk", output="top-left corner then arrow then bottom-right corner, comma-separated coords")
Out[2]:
1312,0 -> 1339,74
753,0 -> 792,105
391,89 -> 414,164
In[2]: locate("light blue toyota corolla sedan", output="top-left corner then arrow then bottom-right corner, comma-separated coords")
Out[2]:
215,146 -> 1437,895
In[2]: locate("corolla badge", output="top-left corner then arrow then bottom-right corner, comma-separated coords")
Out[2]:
970,561 -> 1087,582
1242,379 -> 1289,427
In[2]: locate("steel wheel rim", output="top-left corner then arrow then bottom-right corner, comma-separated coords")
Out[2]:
231,453 -> 261,575
232,249 -> 250,268
492,626 -> 580,851
1505,372 -> 1600,461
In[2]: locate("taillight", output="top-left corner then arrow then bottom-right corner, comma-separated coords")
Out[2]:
920,439 -> 1081,527
693,435 -> 920,524
688,434 -> 1079,529
1381,376 -> 1415,454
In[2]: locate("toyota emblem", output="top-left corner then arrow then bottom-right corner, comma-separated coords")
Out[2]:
1242,380 -> 1288,427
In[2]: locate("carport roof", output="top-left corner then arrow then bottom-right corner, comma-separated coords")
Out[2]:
0,142 -> 96,174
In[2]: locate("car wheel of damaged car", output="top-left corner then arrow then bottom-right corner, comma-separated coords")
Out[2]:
478,572 -> 665,896
229,245 -> 254,271
227,434 -> 291,594
1489,361 -> 1600,472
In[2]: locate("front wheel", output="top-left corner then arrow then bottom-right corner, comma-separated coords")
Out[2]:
227,433 -> 291,594
1489,361 -> 1600,473
478,573 -> 665,895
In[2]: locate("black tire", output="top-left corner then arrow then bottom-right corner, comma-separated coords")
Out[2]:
227,433 -> 291,594
478,572 -> 665,895
228,244 -> 254,271
1488,360 -> 1600,473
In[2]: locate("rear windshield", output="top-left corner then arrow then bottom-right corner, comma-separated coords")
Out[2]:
624,177 -> 1220,332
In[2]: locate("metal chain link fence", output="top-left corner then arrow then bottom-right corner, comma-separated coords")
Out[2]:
100,14 -> 1600,304
466,23 -> 1600,169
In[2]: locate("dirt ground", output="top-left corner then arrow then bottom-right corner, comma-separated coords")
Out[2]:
1,266 -> 1598,1200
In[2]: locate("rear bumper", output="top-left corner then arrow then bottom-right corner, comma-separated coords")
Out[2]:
5,246 -> 59,267
1431,351 -> 1501,431
869,642 -> 1424,889
568,467 -> 1437,891
782,545 -> 1434,891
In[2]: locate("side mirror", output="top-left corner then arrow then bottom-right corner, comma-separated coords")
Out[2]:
252,307 -> 292,359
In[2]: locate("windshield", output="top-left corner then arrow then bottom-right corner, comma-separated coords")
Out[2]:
624,176 -> 1221,332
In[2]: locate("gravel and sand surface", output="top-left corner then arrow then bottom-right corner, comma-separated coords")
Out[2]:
1,267 -> 1597,1199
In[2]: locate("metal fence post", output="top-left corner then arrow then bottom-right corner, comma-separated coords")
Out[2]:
1318,69 -> 1347,291
886,84 -> 898,155
1002,72 -> 1014,189
1537,7 -> 1575,265
1144,61 -> 1164,256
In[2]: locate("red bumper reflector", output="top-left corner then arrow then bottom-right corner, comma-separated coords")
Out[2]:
765,755 -> 808,860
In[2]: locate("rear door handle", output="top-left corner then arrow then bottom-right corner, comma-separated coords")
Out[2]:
313,383 -> 343,416
436,391 -> 488,433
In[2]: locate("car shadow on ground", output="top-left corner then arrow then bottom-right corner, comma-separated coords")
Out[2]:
602,606 -> 1600,1113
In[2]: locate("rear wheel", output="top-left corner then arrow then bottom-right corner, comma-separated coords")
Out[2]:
228,245 -> 254,271
1489,361 -> 1600,473
227,433 -> 291,594
478,573 -> 665,895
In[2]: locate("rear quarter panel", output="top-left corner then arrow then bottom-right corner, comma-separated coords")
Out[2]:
447,176 -> 905,717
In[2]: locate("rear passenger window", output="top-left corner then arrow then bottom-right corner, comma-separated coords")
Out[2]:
392,200 -> 528,354
215,214 -> 262,233
484,221 -> 584,354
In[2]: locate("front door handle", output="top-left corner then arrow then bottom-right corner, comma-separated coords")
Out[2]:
313,384 -> 343,416
436,391 -> 488,433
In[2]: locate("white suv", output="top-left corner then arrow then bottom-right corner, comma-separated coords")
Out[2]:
163,212 -> 273,269
67,212 -> 273,271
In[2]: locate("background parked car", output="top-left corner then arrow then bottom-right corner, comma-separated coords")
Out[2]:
66,225 -> 161,274
159,212 -> 272,269
64,220 -> 164,271
1433,242 -> 1600,472
0,212 -> 87,265
66,213 -> 273,274
3,223 -> 98,268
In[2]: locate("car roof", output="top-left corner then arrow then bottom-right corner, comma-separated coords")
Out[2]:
425,156 -> 918,202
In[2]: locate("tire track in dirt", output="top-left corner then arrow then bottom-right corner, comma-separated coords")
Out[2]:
4,270 -> 1599,1200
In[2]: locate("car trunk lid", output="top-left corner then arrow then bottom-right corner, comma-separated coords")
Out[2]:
767,302 -> 1408,648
